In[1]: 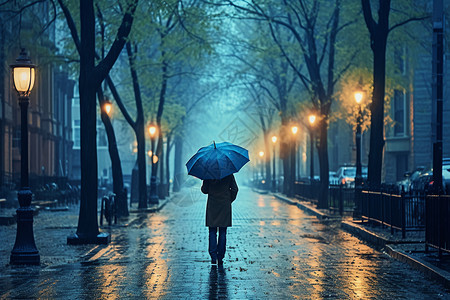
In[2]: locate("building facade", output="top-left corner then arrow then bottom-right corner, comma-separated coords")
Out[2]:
0,3 -> 75,194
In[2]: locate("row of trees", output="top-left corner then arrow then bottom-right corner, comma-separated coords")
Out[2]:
2,0 -> 222,242
57,0 -> 222,241
220,0 -> 429,207
2,0 -> 440,242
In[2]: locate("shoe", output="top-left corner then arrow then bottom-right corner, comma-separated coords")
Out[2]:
211,259 -> 217,265
218,259 -> 223,266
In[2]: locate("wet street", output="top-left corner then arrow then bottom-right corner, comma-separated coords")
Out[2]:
1,187 -> 449,299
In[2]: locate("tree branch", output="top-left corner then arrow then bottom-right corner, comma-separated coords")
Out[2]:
57,0 -> 81,53
94,0 -> 138,85
389,15 -> 429,33
361,0 -> 376,35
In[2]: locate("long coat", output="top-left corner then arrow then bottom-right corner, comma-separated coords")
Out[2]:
201,174 -> 238,227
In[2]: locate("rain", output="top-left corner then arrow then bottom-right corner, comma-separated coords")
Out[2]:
1,0 -> 450,299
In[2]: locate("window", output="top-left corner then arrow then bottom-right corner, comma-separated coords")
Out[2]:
73,120 -> 80,149
394,90 -> 406,136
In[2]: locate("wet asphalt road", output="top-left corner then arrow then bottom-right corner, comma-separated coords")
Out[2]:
0,187 -> 449,299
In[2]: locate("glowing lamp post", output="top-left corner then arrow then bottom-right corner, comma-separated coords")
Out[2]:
258,151 -> 264,187
308,115 -> 316,182
149,125 -> 159,204
10,49 -> 40,265
354,89 -> 364,218
271,136 -> 277,192
103,99 -> 112,116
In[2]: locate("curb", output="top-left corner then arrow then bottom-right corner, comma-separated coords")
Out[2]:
271,192 -> 450,289
341,221 -> 389,248
385,245 -> 450,289
273,193 -> 335,220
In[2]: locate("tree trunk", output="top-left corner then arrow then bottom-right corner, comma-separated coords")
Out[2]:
159,138 -> 165,199
126,42 -> 147,208
153,56 -> 168,193
166,134 -> 171,196
77,0 -> 98,239
136,123 -> 147,207
280,125 -> 291,196
173,135 -> 183,192
317,118 -> 329,209
98,91 -> 128,217
368,34 -> 387,187
0,27 -> 5,187
264,133 -> 271,189
362,0 -> 390,187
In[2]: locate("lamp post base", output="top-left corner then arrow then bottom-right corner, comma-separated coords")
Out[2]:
10,207 -> 40,265
67,232 -> 111,245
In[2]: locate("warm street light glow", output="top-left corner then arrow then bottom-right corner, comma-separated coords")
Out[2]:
354,91 -> 364,104
103,101 -> 112,115
14,68 -> 35,93
11,49 -> 36,96
10,49 -> 40,265
291,126 -> 298,135
309,115 -> 316,125
259,151 -> 264,157
153,155 -> 159,164
272,136 -> 277,143
149,125 -> 157,137
147,150 -> 153,157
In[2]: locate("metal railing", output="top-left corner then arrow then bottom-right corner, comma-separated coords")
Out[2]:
328,185 -> 355,215
293,181 -> 320,205
359,188 -> 426,238
426,195 -> 450,256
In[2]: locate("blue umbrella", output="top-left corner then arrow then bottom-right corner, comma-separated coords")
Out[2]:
186,141 -> 250,180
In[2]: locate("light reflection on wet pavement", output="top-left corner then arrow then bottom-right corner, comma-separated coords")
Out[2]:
1,187 -> 449,299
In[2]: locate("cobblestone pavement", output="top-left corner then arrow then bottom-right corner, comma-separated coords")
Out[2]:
1,187 -> 449,299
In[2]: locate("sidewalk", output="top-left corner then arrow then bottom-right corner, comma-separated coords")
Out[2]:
0,194 -> 171,268
273,192 -> 450,289
1,187 -> 448,298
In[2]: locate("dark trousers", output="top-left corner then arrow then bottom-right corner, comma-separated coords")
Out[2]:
209,227 -> 227,261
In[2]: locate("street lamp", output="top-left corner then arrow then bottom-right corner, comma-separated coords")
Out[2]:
10,49 -> 39,265
308,115 -> 316,182
271,136 -> 277,192
103,98 -> 112,116
148,124 -> 159,204
354,89 -> 364,218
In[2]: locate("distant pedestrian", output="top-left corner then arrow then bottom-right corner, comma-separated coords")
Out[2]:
201,174 -> 238,266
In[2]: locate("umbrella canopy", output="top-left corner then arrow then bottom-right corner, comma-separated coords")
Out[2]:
186,141 -> 250,180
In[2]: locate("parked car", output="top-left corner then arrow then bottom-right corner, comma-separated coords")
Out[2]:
329,171 -> 339,185
397,166 -> 425,192
406,163 -> 450,193
410,170 -> 433,192
336,166 -> 368,188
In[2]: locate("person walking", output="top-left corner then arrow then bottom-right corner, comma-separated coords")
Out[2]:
201,174 -> 238,266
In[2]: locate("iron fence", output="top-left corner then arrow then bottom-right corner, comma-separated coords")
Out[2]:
426,195 -> 450,256
359,188 -> 426,238
293,181 -> 320,205
328,185 -> 355,215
